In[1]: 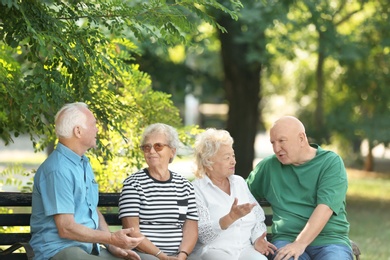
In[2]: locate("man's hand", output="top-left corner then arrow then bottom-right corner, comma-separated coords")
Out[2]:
110,228 -> 144,249
254,232 -> 277,256
274,241 -> 306,260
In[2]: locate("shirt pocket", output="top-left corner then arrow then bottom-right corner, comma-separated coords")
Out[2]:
177,199 -> 188,220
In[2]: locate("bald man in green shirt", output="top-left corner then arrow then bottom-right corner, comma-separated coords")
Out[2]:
247,116 -> 353,260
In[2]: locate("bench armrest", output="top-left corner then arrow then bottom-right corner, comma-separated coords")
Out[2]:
350,240 -> 361,260
0,242 -> 35,260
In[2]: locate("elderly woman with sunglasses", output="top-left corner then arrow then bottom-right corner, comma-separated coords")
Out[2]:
119,123 -> 199,260
191,129 -> 276,260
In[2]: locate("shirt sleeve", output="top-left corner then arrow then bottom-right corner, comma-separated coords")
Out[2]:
247,188 -> 267,243
316,154 -> 348,215
40,169 -> 76,216
186,183 -> 199,221
246,159 -> 268,201
195,193 -> 223,244
118,177 -> 141,219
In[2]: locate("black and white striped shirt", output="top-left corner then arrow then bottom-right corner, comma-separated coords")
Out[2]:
119,168 -> 198,255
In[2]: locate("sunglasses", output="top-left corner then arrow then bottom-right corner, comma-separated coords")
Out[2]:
140,143 -> 170,153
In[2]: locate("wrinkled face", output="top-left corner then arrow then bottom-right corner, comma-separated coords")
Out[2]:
208,144 -> 236,178
79,108 -> 98,150
142,133 -> 175,168
270,124 -> 302,165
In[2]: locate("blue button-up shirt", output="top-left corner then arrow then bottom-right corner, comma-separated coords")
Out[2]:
30,143 -> 99,260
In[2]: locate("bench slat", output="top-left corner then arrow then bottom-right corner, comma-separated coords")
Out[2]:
0,233 -> 31,246
0,214 -> 123,226
98,193 -> 120,206
0,192 -> 121,207
0,193 -> 32,207
0,253 -> 29,260
0,214 -> 31,226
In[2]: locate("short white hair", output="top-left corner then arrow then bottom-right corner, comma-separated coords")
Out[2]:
194,128 -> 233,178
141,123 -> 180,159
55,102 -> 88,138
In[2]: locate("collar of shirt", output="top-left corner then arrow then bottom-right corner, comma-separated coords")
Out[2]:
56,142 -> 89,166
203,174 -> 237,188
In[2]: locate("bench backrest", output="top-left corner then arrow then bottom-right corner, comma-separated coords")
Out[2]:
0,192 -> 124,246
0,192 -> 273,247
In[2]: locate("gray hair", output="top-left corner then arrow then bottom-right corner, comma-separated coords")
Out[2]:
55,102 -> 88,138
141,123 -> 180,157
194,128 -> 234,178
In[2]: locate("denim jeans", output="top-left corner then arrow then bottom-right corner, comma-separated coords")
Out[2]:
272,240 -> 353,260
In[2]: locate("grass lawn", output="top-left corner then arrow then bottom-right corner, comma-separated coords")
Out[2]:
347,169 -> 390,260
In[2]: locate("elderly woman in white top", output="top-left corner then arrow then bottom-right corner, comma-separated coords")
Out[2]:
191,128 -> 276,260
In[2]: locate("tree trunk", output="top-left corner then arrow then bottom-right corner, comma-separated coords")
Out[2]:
314,31 -> 325,141
218,17 -> 262,179
364,140 -> 374,171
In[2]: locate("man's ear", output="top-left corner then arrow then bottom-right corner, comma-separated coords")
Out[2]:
74,126 -> 81,138
299,132 -> 307,145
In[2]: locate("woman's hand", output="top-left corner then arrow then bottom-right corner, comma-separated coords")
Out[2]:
254,232 -> 277,256
220,198 -> 257,229
106,245 -> 141,260
229,198 -> 256,220
157,252 -> 179,260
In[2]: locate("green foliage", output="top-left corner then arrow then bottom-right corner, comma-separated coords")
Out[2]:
261,0 -> 389,160
0,0 -> 241,144
0,164 -> 34,192
0,44 -> 23,143
324,0 -> 390,154
0,0 -> 241,189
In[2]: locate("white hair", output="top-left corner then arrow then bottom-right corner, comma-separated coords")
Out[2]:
55,102 -> 88,138
141,123 -> 180,158
194,128 -> 234,178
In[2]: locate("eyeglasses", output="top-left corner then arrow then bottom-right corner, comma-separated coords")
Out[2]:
140,143 -> 170,153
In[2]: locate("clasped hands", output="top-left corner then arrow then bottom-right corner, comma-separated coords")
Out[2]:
107,228 -> 145,260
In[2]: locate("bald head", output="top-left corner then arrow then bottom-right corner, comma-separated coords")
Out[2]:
271,116 -> 306,136
270,116 -> 314,165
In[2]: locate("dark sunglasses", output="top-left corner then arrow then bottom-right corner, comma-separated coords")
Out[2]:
140,143 -> 170,153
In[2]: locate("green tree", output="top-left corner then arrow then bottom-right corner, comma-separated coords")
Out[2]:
263,0 -> 389,171
328,0 -> 390,171
0,0 -> 241,189
290,0 -> 367,142
134,0 -> 291,178
215,0 -> 291,177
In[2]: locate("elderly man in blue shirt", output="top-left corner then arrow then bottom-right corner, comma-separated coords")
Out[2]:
30,102 -> 143,260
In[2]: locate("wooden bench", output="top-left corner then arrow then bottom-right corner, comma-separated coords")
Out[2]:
0,192 -> 361,260
0,192 -> 121,260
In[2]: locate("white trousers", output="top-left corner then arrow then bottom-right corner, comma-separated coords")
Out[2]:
200,245 -> 268,260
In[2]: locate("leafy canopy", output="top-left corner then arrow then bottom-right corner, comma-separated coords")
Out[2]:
0,0 -> 241,190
